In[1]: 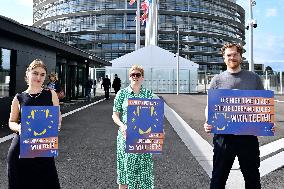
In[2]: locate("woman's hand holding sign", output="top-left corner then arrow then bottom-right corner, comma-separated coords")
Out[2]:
204,122 -> 213,133
121,124 -> 127,139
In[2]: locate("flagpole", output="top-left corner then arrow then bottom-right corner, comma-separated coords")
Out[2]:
145,0 -> 158,46
177,25 -> 180,95
136,0 -> 140,50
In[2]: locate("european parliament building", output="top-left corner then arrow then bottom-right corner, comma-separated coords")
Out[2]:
33,0 -> 245,73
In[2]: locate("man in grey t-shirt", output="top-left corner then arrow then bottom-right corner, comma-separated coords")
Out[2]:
204,43 -> 269,189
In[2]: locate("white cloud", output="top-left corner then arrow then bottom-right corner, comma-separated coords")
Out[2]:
15,0 -> 33,7
266,8 -> 277,17
253,34 -> 284,71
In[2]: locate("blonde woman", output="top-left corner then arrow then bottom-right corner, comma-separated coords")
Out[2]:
112,65 -> 155,189
7,59 -> 62,189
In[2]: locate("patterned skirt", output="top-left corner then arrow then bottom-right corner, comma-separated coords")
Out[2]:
116,129 -> 154,189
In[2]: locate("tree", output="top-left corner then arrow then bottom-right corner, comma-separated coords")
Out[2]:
265,66 -> 273,75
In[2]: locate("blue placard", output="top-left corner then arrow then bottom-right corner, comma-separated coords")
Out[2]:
126,98 -> 164,153
20,106 -> 59,158
208,89 -> 274,136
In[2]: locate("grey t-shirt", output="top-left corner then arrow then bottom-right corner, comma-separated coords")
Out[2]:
209,70 -> 264,90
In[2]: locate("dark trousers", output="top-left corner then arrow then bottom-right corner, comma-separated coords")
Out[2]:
104,88 -> 110,99
210,134 -> 260,189
114,88 -> 120,94
86,88 -> 91,101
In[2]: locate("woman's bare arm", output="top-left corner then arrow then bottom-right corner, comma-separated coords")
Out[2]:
9,96 -> 21,133
112,112 -> 127,138
51,90 -> 62,131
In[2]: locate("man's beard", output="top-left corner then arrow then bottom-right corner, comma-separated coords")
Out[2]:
228,61 -> 241,69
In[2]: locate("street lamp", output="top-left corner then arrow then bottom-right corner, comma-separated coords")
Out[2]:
281,72 -> 283,95
176,25 -> 180,95
246,0 -> 257,72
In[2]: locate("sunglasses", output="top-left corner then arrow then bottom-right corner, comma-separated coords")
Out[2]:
129,73 -> 142,78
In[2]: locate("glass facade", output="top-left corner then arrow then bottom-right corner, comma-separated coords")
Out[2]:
33,0 -> 245,73
0,48 -> 11,98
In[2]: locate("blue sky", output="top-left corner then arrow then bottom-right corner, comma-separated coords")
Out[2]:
0,0 -> 283,71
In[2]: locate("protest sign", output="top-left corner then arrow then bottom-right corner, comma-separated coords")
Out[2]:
208,89 -> 274,136
20,106 -> 59,158
126,98 -> 164,153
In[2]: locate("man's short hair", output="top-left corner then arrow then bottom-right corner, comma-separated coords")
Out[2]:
221,42 -> 243,56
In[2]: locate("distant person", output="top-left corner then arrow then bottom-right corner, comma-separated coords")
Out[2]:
47,72 -> 61,93
112,74 -> 121,94
102,75 -> 111,99
7,59 -> 61,189
85,78 -> 93,101
47,72 -> 64,100
93,79 -> 97,97
203,43 -> 275,189
112,65 -> 159,189
100,77 -> 103,89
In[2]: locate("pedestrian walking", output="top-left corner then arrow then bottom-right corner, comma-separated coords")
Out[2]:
93,79 -> 97,97
203,43 -> 275,189
112,65 -> 156,189
102,75 -> 111,99
100,77 -> 103,89
7,59 -> 62,189
85,78 -> 93,101
112,74 -> 121,94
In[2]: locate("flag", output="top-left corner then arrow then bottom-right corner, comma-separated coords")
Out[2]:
140,0 -> 149,24
140,12 -> 148,25
129,0 -> 158,46
141,0 -> 149,12
129,0 -> 136,5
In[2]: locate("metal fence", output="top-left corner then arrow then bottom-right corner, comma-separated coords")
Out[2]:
260,71 -> 283,94
101,67 -> 198,94
92,68 -> 283,94
197,71 -> 284,95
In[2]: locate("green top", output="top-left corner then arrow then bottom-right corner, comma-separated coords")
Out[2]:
113,85 -> 154,125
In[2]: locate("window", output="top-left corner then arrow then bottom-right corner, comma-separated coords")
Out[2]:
0,48 -> 11,98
